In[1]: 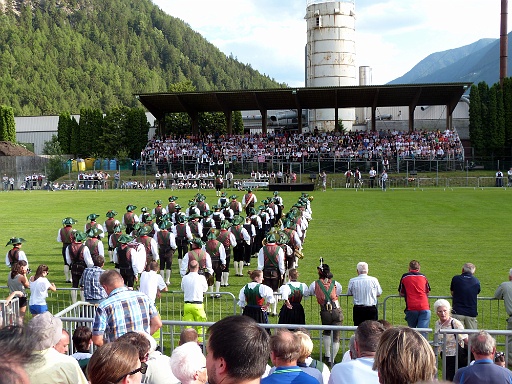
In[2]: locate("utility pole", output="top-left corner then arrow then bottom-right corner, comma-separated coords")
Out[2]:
500,0 -> 508,87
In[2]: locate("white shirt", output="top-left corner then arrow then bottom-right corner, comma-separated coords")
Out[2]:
181,272 -> 208,302
279,281 -> 311,300
29,277 -> 52,306
328,357 -> 379,384
257,245 -> 285,276
112,244 -> 146,275
139,270 -> 167,304
346,274 -> 382,306
65,245 -> 94,268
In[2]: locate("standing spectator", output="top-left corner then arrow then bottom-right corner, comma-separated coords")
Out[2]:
398,259 -> 431,332
226,170 -> 234,189
80,255 -> 107,304
450,262 -> 481,329
139,261 -> 168,305
368,167 -> 376,188
507,167 -> 512,187
92,269 -> 162,346
433,299 -> 468,381
309,262 -> 343,364
263,330 -> 319,384
54,329 -> 70,354
496,169 -> 504,187
494,268 -> 512,366
2,173 -> 7,190
320,171 -> 327,192
170,342 -> 207,384
29,264 -> 57,315
26,312 -> 88,384
206,315 -> 270,384
181,259 -> 208,343
381,169 -> 388,191
453,331 -> 512,384
372,327 -> 436,384
328,320 -> 385,384
7,260 -> 30,321
71,326 -> 93,375
347,262 -> 382,326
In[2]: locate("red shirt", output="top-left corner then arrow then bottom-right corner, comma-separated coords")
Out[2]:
398,270 -> 431,311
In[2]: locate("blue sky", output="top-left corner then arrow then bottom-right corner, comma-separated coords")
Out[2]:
152,0 -> 504,86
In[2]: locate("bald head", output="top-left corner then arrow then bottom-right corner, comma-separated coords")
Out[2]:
188,259 -> 199,272
99,270 -> 124,293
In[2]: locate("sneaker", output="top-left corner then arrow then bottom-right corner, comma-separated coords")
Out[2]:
214,294 -> 221,299
165,281 -> 170,285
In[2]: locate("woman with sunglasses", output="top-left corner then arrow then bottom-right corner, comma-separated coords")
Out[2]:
28,264 -> 56,315
88,341 -> 146,384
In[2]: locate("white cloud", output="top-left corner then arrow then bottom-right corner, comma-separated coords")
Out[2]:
152,0 -> 507,86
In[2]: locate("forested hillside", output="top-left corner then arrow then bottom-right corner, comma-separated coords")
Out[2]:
0,0 -> 285,116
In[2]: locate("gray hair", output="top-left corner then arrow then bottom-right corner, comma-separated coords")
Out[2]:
470,331 -> 496,355
170,342 -> 205,383
357,262 -> 368,274
462,263 -> 476,274
433,299 -> 451,314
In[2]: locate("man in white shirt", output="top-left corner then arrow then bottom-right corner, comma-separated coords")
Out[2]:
181,259 -> 208,343
347,262 -> 382,326
328,320 -> 385,384
139,261 -> 168,305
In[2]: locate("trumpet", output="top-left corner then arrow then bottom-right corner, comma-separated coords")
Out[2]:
308,195 -> 314,201
294,249 -> 305,260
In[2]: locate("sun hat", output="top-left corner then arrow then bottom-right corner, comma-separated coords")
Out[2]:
28,311 -> 62,351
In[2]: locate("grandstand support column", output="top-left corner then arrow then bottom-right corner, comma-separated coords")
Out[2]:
408,107 -> 415,132
297,108 -> 303,134
446,108 -> 453,131
224,111 -> 233,135
260,110 -> 268,134
189,111 -> 199,135
371,106 -> 376,132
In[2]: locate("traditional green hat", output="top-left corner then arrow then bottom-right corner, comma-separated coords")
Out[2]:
188,200 -> 196,207
86,227 -> 103,238
176,215 -> 186,224
273,190 -> 279,196
220,220 -> 232,230
117,234 -> 133,244
258,205 -> 265,211
174,204 -> 182,210
87,213 -> 100,221
154,200 -> 163,205
265,233 -> 277,244
73,231 -> 88,242
277,231 -> 289,244
212,205 -> 220,210
207,229 -> 219,240
137,225 -> 152,237
222,202 -> 230,209
161,213 -> 172,221
220,192 -> 227,197
62,217 -> 77,226
5,237 -> 26,247
126,204 -> 137,212
141,207 -> 149,213
196,194 -> 206,202
113,224 -> 123,233
249,208 -> 256,215
189,237 -> 204,248
133,222 -> 145,231
168,196 -> 178,202
145,214 -> 156,222
232,215 -> 244,226
230,194 -> 238,199
203,210 -> 213,217
105,210 -> 118,218
188,213 -> 201,220
158,220 -> 173,230
301,193 -> 309,197
247,187 -> 253,192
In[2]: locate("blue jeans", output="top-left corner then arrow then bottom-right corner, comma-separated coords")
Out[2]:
405,309 -> 431,329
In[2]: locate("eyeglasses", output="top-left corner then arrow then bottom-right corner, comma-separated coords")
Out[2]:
114,362 -> 147,383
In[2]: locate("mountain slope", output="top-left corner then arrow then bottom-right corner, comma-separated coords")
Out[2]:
0,0 -> 285,116
389,38 -> 495,84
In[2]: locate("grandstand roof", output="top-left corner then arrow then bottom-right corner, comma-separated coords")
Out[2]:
135,83 -> 471,120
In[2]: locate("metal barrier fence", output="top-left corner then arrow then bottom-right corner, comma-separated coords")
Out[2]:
0,297 -> 20,327
331,176 -> 512,189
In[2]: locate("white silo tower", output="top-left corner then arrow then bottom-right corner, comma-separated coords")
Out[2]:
306,0 -> 356,131
356,65 -> 372,124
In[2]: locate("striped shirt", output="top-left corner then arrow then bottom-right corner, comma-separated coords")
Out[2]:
92,287 -> 159,342
347,274 -> 382,306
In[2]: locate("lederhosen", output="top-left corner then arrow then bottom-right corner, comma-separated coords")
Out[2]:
68,243 -> 86,288
206,239 -> 223,282
7,248 -> 20,267
187,248 -> 212,286
124,212 -> 135,234
154,206 -> 164,226
175,224 -> 189,259
244,193 -> 255,216
231,225 -> 245,262
278,283 -> 306,326
315,279 -> 344,340
157,230 -> 174,270
138,236 -> 153,272
60,226 -> 74,264
104,219 -> 116,251
251,215 -> 263,252
243,222 -> 254,264
262,244 -> 281,292
243,284 -> 268,325
283,228 -> 298,270
117,245 -> 135,287
217,230 -> 231,273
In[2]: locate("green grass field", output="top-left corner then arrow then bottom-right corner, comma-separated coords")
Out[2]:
2,186 -> 511,326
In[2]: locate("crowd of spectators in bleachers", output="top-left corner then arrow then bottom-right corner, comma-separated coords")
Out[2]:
140,129 -> 464,167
